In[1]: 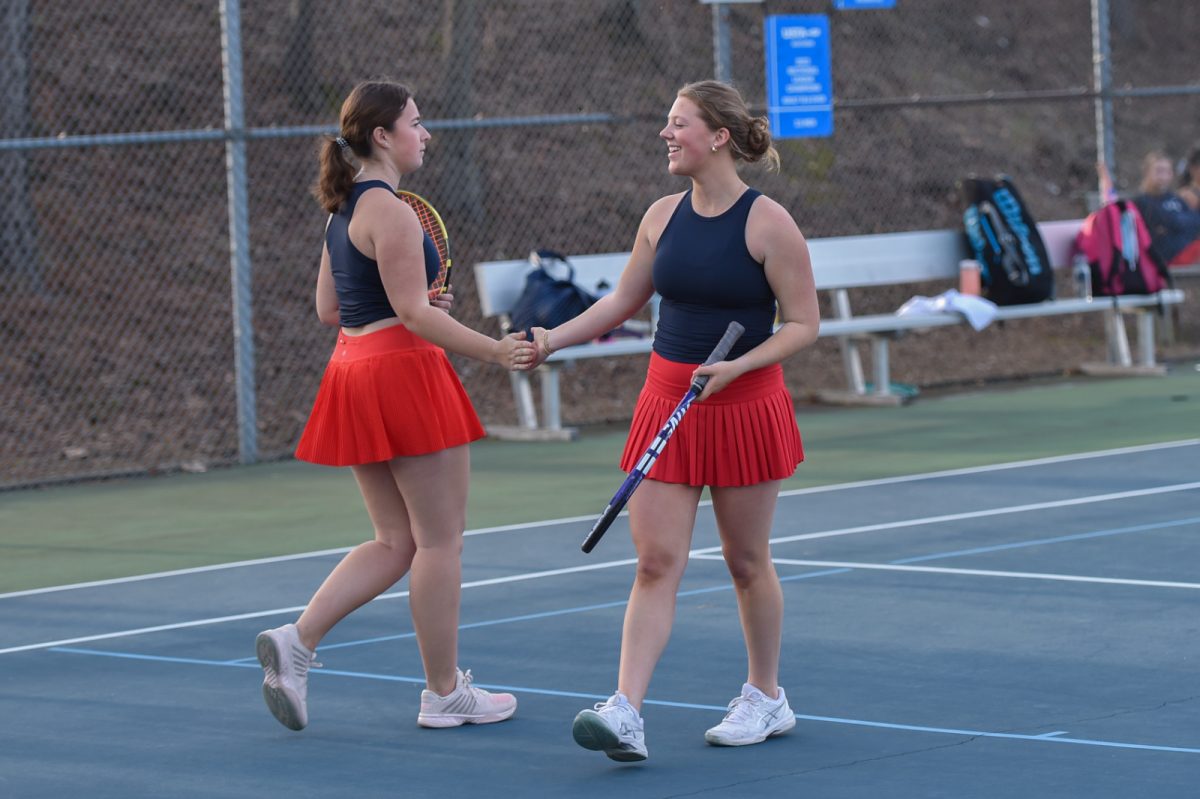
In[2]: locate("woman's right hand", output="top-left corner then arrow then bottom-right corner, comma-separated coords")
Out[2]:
494,331 -> 537,370
524,326 -> 552,370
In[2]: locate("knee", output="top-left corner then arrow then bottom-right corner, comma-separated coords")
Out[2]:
372,532 -> 417,562
413,535 -> 463,558
635,550 -> 687,586
722,548 -> 773,589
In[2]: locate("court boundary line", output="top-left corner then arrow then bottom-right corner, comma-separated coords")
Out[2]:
3,438 -> 1196,600
4,488 -> 1197,655
698,555 -> 1200,591
45,646 -> 1200,756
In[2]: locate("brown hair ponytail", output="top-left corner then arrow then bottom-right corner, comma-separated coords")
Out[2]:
313,80 -> 413,213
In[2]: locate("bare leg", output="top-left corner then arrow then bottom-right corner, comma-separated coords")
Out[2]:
294,460 -> 419,651
293,446 -> 470,699
616,480 -> 703,710
388,445 -> 470,697
710,481 -> 784,698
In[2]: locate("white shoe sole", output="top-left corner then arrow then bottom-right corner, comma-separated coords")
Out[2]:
417,704 -> 517,728
572,710 -> 647,762
256,632 -> 306,731
704,714 -> 796,746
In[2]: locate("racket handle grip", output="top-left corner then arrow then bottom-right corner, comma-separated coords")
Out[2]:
689,321 -> 745,394
582,500 -> 624,553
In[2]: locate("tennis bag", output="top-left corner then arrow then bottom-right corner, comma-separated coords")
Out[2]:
1074,200 -> 1172,296
960,175 -> 1055,305
507,249 -> 597,338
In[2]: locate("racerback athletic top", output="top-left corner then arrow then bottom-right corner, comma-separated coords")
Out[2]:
651,188 -> 776,362
326,180 -> 440,328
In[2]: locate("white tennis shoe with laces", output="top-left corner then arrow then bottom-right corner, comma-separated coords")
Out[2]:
255,623 -> 320,731
417,668 -> 517,728
704,683 -> 796,746
572,692 -> 648,762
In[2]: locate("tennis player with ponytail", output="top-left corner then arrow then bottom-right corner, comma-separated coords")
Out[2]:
255,80 -> 534,733
526,81 -> 820,761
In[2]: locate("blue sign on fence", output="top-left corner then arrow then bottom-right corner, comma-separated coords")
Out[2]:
834,0 -> 896,9
764,15 -> 833,139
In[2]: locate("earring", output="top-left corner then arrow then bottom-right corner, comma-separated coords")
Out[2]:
711,144 -> 718,153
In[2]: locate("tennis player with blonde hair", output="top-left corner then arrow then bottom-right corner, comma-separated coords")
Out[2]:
527,80 -> 820,761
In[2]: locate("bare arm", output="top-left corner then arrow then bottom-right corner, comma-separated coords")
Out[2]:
353,189 -> 532,366
314,243 -> 339,326
534,196 -> 678,357
691,196 -> 820,399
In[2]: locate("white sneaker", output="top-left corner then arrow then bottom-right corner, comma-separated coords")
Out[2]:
255,623 -> 319,731
572,692 -> 648,762
704,683 -> 796,746
418,668 -> 517,728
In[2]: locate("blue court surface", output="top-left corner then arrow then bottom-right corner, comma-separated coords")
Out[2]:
2,440 -> 1198,798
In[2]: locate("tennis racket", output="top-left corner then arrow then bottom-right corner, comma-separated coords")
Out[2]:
581,321 -> 745,554
396,190 -> 452,300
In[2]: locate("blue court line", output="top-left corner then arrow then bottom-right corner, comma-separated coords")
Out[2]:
224,567 -> 853,665
82,513 -> 1200,668
232,513 -> 1198,666
48,646 -> 1200,755
892,516 -> 1200,565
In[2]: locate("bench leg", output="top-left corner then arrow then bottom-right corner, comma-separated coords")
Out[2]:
539,366 -> 563,431
871,338 -> 891,397
1135,310 -> 1157,368
507,371 -> 539,429
1081,307 -> 1167,378
833,290 -> 866,394
1104,307 -> 1133,367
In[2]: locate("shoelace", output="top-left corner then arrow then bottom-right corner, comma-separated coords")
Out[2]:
594,697 -> 638,726
721,693 -> 763,724
461,669 -> 487,697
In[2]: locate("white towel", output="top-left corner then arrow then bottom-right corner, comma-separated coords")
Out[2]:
896,289 -> 999,331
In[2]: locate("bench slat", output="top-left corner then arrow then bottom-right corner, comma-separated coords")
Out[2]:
472,219 -> 1189,434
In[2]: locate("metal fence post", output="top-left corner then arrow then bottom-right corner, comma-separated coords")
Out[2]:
220,0 -> 257,464
711,2 -> 732,83
703,0 -> 762,84
1092,0 -> 1115,183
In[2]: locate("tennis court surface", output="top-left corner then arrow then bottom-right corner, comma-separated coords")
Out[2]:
2,376 -> 1198,797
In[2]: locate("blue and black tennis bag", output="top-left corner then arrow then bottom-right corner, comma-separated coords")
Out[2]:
960,175 -> 1055,305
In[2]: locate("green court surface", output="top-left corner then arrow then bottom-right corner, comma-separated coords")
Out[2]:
2,365 -> 1196,593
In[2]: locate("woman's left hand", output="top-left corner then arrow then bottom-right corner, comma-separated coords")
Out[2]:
430,291 -> 454,314
691,361 -> 742,401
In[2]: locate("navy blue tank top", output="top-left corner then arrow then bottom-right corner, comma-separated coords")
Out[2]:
652,189 -> 776,362
326,180 -> 441,328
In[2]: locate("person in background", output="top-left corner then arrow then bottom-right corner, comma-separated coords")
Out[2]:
1127,151 -> 1200,267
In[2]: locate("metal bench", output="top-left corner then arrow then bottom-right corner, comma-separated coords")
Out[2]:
474,219 -> 1186,438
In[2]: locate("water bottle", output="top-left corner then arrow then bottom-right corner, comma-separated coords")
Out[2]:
1072,254 -> 1092,300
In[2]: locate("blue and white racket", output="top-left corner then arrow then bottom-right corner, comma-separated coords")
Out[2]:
581,321 -> 744,553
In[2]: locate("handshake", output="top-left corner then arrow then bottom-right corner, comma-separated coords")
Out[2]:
494,326 -> 553,372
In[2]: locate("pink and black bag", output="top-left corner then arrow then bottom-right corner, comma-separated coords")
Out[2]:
1074,201 -> 1173,296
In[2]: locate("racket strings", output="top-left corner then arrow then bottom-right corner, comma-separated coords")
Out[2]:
398,192 -> 451,295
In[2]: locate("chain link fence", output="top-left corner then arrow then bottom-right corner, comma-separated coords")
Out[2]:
2,0 -> 1197,487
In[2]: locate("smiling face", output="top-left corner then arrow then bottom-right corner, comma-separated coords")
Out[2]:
660,96 -> 721,177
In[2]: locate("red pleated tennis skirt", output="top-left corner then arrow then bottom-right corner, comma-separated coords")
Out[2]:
295,323 -> 485,466
620,352 -> 803,487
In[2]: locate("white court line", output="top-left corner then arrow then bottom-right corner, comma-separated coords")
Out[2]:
5,480 -> 1199,655
3,438 -> 1195,600
691,480 -> 1200,555
711,555 -> 1200,591
0,557 -> 637,655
